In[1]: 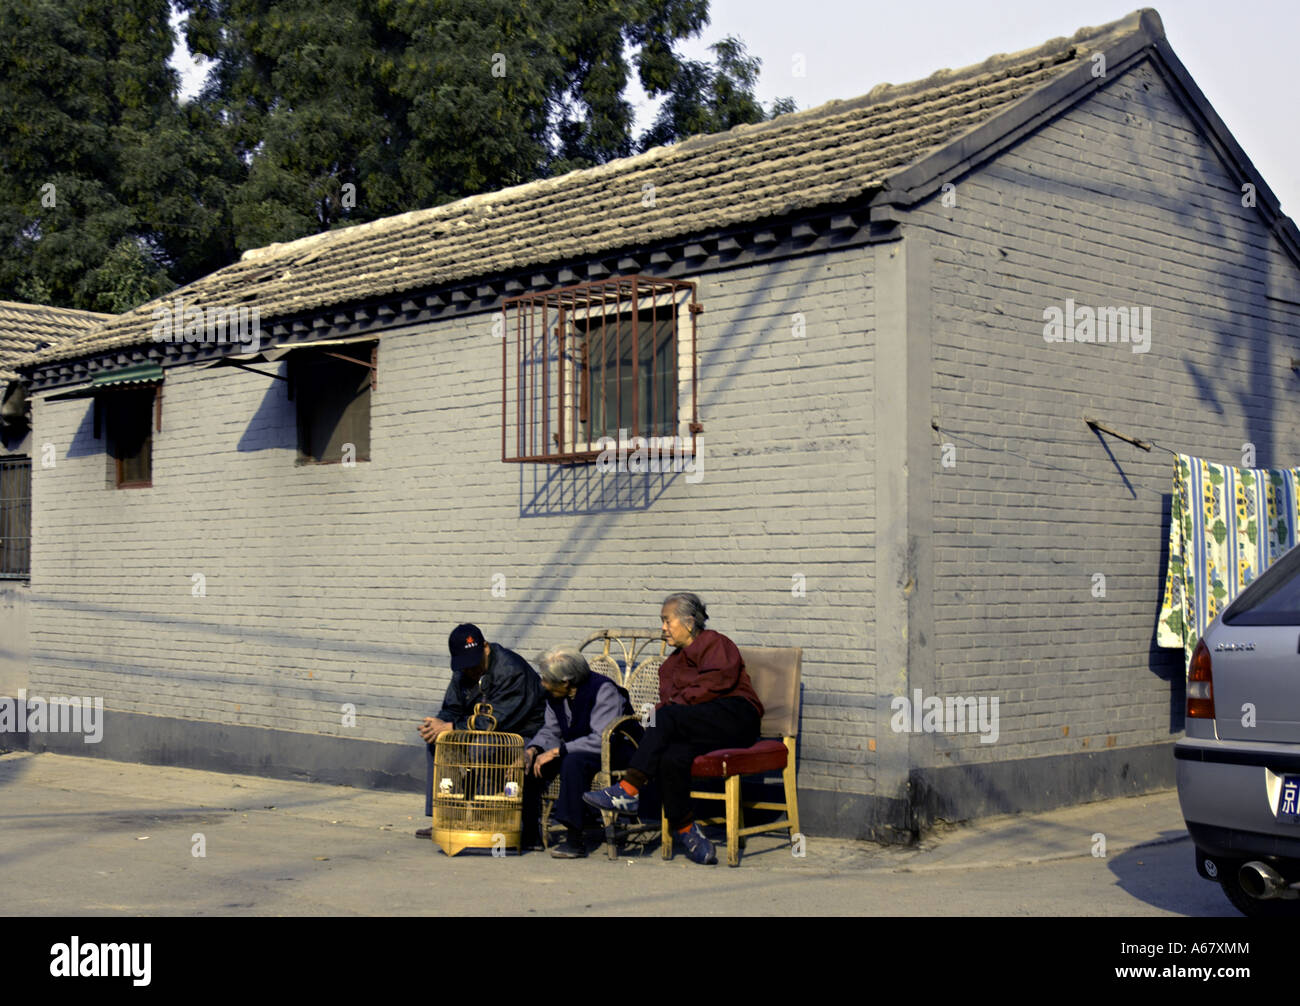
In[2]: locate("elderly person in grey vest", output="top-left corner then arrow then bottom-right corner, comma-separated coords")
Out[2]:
523,647 -> 632,858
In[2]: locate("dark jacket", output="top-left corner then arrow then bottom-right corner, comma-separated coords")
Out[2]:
436,643 -> 546,738
658,629 -> 764,718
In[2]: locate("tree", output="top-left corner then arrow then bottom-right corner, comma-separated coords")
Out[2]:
0,0 -> 236,310
178,0 -> 794,249
639,36 -> 795,151
1,0 -> 796,311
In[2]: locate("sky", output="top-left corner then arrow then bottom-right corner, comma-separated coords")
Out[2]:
169,1 -> 1299,215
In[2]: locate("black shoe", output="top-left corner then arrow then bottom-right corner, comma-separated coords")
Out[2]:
550,839 -> 587,858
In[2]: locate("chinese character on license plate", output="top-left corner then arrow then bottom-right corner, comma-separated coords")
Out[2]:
1279,776 -> 1300,823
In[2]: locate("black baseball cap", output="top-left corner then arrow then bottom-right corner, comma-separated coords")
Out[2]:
449,623 -> 486,671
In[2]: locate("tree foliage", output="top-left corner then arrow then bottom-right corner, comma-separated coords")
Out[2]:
640,36 -> 793,151
1,0 -> 796,312
0,0 -> 238,310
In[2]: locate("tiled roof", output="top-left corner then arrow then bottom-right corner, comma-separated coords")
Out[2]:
0,301 -> 115,381
27,9 -> 1158,367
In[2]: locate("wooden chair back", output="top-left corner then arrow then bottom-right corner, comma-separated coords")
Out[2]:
738,646 -> 802,739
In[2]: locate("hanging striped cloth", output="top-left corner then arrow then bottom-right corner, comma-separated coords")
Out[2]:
1158,453 -> 1300,673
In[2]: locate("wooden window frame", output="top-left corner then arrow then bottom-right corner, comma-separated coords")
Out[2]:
101,386 -> 160,490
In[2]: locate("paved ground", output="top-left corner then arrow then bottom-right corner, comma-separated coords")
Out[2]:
0,750 -> 1231,916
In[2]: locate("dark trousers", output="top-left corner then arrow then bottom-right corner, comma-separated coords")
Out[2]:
523,751 -> 602,839
424,742 -> 502,815
628,697 -> 761,828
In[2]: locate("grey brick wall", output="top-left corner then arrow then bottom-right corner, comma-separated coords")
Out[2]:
27,247 -> 877,800
908,56 -> 1300,773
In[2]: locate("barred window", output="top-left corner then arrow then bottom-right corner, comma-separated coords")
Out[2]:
0,456 -> 31,578
502,276 -> 699,463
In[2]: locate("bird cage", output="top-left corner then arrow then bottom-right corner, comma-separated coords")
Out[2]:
430,703 -> 525,856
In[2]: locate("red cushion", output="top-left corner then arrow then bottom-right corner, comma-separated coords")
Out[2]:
691,739 -> 788,778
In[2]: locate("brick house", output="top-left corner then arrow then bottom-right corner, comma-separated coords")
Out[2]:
8,8 -> 1300,840
1,302 -> 113,700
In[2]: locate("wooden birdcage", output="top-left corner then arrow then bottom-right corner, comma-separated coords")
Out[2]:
430,703 -> 525,856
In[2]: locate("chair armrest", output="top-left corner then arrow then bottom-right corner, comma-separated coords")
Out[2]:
601,714 -> 644,770
602,713 -> 638,741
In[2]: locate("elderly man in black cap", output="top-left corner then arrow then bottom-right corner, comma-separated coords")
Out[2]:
416,623 -> 546,840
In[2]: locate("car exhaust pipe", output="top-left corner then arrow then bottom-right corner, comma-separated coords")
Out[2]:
1239,861 -> 1295,899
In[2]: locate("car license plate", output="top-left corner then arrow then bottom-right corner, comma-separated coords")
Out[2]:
1278,776 -> 1300,823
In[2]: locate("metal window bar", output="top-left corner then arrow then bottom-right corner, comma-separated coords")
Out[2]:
630,278 -> 639,442
651,286 -> 658,439
501,276 -> 697,464
0,456 -> 32,578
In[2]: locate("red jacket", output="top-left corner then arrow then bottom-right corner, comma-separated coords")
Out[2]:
658,630 -> 764,718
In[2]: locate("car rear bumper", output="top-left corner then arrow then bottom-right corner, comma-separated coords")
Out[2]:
1177,738 -> 1300,861
1185,821 -> 1300,861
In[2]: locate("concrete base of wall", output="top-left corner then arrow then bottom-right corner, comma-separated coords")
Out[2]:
908,742 -> 1178,833
799,789 -> 912,844
1,710 -> 1177,842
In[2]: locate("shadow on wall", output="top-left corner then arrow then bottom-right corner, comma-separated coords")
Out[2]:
61,402 -> 100,459
520,463 -> 689,515
237,372 -> 295,453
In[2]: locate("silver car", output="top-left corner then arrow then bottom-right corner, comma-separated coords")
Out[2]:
1176,544 -> 1300,916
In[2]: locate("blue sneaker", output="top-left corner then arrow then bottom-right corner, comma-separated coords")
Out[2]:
676,822 -> 717,865
583,783 -> 640,816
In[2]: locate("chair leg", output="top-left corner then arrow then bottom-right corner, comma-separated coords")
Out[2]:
604,810 -> 619,861
783,737 -> 801,841
661,810 -> 672,860
725,774 -> 741,867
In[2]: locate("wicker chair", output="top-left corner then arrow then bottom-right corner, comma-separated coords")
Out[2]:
583,637 -> 625,687
537,631 -> 666,853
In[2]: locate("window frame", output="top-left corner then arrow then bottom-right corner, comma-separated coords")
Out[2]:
101,385 -> 161,490
289,339 -> 378,466
0,454 -> 31,579
501,276 -> 699,464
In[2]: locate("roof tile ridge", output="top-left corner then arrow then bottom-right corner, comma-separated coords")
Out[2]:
238,145 -> 682,266
667,7 -> 1161,157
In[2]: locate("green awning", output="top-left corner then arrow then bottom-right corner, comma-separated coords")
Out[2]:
46,363 -> 164,400
90,363 -> 163,388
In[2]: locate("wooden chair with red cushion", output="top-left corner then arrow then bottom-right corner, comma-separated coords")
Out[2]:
661,645 -> 802,866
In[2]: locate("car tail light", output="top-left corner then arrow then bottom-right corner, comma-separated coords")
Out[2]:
1188,638 -> 1215,719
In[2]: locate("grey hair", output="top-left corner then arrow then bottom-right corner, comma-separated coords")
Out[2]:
535,647 -> 591,686
663,592 -> 708,632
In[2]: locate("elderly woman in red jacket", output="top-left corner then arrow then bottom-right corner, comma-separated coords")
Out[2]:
584,592 -> 762,864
